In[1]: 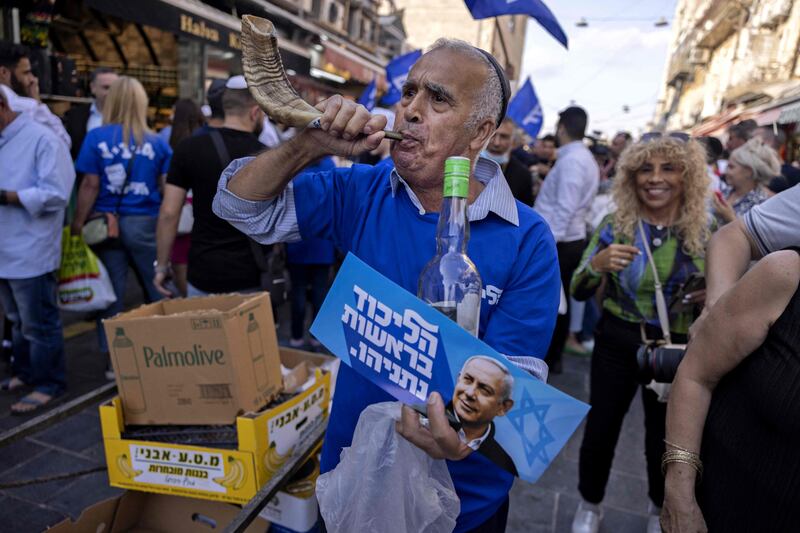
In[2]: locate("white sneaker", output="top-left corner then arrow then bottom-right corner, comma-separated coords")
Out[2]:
571,501 -> 601,533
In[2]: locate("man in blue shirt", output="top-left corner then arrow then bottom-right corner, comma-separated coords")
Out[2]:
0,87 -> 75,414
213,39 -> 559,531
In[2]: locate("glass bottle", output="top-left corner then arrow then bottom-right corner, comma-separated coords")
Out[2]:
418,156 -> 482,336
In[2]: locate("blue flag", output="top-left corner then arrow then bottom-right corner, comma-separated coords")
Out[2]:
465,0 -> 568,49
358,79 -> 377,111
507,78 -> 543,138
381,49 -> 422,106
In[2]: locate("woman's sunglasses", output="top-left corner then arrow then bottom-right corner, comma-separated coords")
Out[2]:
640,131 -> 690,143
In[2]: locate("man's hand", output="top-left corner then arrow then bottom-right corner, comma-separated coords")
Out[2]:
153,270 -> 175,298
305,95 -> 387,157
396,392 -> 473,461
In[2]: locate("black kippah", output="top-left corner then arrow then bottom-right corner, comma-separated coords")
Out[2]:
476,48 -> 510,128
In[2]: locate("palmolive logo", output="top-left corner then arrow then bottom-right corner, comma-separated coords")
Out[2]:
142,344 -> 226,368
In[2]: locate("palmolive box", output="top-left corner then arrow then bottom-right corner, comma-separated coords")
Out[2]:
103,292 -> 282,425
100,348 -> 332,504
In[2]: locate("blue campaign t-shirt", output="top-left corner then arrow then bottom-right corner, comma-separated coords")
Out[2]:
75,124 -> 172,216
294,163 -> 560,531
286,157 -> 337,265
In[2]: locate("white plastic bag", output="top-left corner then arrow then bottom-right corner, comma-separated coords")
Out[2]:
317,402 -> 460,533
57,229 -> 117,312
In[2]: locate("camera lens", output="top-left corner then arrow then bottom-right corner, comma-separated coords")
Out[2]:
636,346 -> 685,383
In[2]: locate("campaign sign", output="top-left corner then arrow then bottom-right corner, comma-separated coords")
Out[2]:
310,253 -> 589,482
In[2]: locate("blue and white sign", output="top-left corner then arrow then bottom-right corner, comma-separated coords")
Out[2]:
508,78 -> 544,139
311,253 -> 589,482
381,50 -> 422,106
357,78 -> 378,111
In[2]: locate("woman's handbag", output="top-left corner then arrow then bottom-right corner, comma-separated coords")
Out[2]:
82,154 -> 134,247
636,220 -> 687,394
82,212 -> 120,246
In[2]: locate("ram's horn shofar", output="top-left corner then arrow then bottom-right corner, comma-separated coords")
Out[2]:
240,15 -> 403,141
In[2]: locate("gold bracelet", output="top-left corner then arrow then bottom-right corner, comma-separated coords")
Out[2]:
661,450 -> 703,483
664,439 -> 698,455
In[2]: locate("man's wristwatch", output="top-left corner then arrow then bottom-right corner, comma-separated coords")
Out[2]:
0,190 -> 7,205
153,260 -> 171,275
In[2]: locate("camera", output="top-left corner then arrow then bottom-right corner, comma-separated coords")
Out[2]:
636,344 -> 686,383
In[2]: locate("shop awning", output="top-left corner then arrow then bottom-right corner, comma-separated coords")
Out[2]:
753,107 -> 782,126
778,102 -> 800,125
85,0 -> 309,72
322,43 -> 385,85
690,107 -> 743,137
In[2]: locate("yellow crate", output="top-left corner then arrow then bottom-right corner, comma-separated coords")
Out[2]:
101,370 -> 330,504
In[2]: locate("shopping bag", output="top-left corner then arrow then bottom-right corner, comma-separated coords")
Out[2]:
317,402 -> 459,533
57,228 -> 117,311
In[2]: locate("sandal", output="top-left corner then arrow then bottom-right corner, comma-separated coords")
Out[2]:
0,376 -> 26,392
11,391 -> 53,415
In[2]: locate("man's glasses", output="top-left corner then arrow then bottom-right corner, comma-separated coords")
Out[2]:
640,131 -> 690,143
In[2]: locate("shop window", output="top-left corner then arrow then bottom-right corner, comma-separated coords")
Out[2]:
328,2 -> 340,25
362,20 -> 372,43
349,8 -> 361,39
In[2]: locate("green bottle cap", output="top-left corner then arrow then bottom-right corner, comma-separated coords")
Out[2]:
443,157 -> 470,198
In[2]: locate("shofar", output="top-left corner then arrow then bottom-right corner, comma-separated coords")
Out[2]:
240,15 -> 402,140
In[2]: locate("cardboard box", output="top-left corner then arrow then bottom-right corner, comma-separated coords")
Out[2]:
101,348 -> 332,504
103,292 -> 283,425
47,490 -> 269,532
260,457 -> 320,533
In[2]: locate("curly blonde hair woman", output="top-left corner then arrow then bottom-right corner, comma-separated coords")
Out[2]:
613,136 -> 710,257
569,134 -> 712,533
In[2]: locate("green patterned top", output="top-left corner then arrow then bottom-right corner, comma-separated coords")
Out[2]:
571,214 -> 707,335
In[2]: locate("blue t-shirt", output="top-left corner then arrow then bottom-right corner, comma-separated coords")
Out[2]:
75,124 -> 172,216
294,163 -> 560,531
286,157 -> 337,265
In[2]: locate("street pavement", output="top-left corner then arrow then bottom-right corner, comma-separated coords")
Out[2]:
0,278 -> 652,532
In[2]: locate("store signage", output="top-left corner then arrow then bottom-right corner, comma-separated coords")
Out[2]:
86,0 -> 242,51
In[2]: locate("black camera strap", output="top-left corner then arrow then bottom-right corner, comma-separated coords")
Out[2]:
638,220 -> 672,345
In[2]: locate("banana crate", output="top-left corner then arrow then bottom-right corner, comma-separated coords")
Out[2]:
101,352 -> 332,505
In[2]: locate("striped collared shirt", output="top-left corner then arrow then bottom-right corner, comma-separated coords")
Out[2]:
389,156 -> 519,226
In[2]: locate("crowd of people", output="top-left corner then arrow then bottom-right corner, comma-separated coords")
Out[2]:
0,42 -> 336,411
1,35 -> 799,533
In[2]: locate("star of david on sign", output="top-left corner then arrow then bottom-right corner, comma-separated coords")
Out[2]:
507,387 -> 555,467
